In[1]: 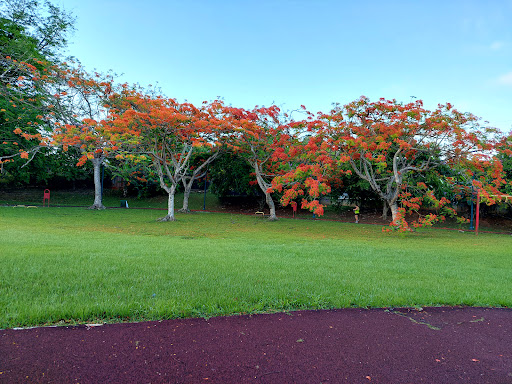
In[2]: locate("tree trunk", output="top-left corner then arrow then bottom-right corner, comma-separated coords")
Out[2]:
266,191 -> 277,221
159,189 -> 176,222
252,161 -> 278,221
179,180 -> 192,213
159,185 -> 177,221
251,163 -> 278,221
382,201 -> 388,220
88,157 -> 105,210
389,202 -> 399,222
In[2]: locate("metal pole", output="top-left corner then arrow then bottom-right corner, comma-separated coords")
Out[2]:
469,184 -> 475,230
475,190 -> 480,235
469,199 -> 474,230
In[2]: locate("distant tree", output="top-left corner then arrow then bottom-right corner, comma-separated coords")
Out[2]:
223,105 -> 329,220
1,0 -> 74,60
0,0 -> 74,178
108,155 -> 159,198
177,100 -> 228,213
321,96 -> 506,231
498,133 -> 512,195
48,66 -> 124,209
0,144 -> 91,187
270,129 -> 340,217
327,169 -> 379,215
111,92 -> 229,221
178,149 -> 217,212
44,146 -> 92,188
0,1 -> 123,209
208,150 -> 259,199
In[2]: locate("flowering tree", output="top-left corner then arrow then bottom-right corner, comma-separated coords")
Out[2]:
177,100 -> 229,212
0,0 -> 133,207
269,119 -> 336,217
0,56 -> 52,169
0,56 -> 126,209
321,96 -> 506,231
222,105 -> 297,220
221,104 -> 333,219
178,149 -> 218,212
0,0 -> 74,176
111,93 -> 228,221
49,66 -> 124,209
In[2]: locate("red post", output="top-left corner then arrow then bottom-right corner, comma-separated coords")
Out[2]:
43,189 -> 50,207
475,190 -> 480,235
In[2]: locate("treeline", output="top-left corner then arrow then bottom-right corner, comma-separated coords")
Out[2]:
1,0 -> 511,231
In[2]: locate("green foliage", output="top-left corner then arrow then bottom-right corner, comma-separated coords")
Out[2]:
209,151 -> 260,198
498,151 -> 512,195
328,166 -> 381,211
109,156 -> 163,198
0,0 -> 74,60
0,0 -> 75,186
495,148 -> 512,217
0,143 -> 92,187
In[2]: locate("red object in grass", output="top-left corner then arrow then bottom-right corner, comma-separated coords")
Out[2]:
43,189 -> 50,207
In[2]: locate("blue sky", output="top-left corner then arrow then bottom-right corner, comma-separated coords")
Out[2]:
58,0 -> 511,132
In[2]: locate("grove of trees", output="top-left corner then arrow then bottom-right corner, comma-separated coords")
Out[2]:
1,0 -> 511,231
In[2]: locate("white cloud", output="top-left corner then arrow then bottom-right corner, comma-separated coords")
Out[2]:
490,41 -> 505,50
497,72 -> 512,86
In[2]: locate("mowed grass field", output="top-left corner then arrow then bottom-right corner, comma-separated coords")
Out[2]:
1,206 -> 511,328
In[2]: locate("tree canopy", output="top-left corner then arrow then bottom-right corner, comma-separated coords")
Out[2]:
1,0 -> 510,230
319,97 -> 506,231
0,0 -> 74,178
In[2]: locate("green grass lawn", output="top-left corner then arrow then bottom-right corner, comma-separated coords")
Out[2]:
1,206 -> 511,328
